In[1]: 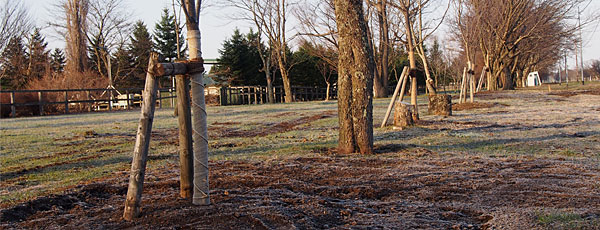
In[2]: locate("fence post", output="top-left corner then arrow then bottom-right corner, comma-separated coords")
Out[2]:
10,91 -> 16,118
87,91 -> 92,112
158,89 -> 162,109
219,87 -> 226,106
126,90 -> 131,110
38,92 -> 44,116
64,91 -> 69,114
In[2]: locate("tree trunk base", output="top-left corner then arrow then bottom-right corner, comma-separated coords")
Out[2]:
428,94 -> 452,116
394,102 -> 415,129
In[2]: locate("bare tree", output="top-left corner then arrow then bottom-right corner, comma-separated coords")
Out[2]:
225,0 -> 296,103
0,1 -> 32,54
86,0 -> 131,80
50,0 -> 90,73
453,0 -> 593,90
334,0 -> 375,154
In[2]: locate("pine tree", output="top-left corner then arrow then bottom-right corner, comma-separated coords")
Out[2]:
0,37 -> 29,89
50,48 -> 66,73
26,28 -> 50,80
212,29 -> 264,86
129,21 -> 153,77
153,8 -> 185,62
112,45 -> 139,88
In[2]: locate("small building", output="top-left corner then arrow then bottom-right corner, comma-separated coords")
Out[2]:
527,72 -> 542,87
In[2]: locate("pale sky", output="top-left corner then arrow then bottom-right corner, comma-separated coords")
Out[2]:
22,0 -> 600,68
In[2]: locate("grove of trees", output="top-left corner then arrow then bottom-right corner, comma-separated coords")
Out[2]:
0,0 -> 188,90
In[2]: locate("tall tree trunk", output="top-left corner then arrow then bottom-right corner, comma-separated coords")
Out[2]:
278,60 -> 293,103
373,0 -> 389,98
334,0 -> 374,154
265,62 -> 274,103
65,0 -> 89,73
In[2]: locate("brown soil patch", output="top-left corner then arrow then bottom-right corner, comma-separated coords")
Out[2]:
453,102 -> 505,111
2,155 -> 598,229
549,89 -> 600,97
209,110 -> 336,138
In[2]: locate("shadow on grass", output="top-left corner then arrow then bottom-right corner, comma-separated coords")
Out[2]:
0,155 -> 131,181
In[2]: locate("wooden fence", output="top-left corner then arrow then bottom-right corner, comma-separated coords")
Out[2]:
0,85 -> 336,118
219,86 -> 337,106
0,88 -> 177,118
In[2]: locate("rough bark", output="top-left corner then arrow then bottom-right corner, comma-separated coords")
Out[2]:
428,94 -> 452,116
123,52 -> 159,221
394,102 -> 414,129
334,0 -> 374,154
175,74 -> 193,199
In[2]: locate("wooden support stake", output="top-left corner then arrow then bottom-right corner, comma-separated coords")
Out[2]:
123,53 -> 160,221
381,66 -> 408,128
459,67 -> 466,103
175,74 -> 194,199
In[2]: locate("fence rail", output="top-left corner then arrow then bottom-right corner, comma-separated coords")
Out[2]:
0,88 -> 177,118
1,85 -> 336,118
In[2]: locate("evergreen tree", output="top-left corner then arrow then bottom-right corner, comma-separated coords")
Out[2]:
26,28 -> 50,80
153,8 -> 185,62
129,21 -> 153,77
0,37 -> 29,89
212,29 -> 264,86
290,41 -> 323,87
112,45 -> 139,88
50,48 -> 66,73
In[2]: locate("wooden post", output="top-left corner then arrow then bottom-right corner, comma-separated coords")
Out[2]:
381,66 -> 408,128
175,73 -> 194,199
87,91 -> 92,112
158,90 -> 162,109
126,91 -> 131,110
64,91 -> 69,114
38,92 -> 44,116
10,91 -> 15,118
123,53 -> 160,221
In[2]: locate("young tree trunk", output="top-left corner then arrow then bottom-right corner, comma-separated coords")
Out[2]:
279,62 -> 293,103
334,0 -> 375,154
402,9 -> 419,120
266,65 -> 274,103
182,0 -> 209,206
325,82 -> 331,101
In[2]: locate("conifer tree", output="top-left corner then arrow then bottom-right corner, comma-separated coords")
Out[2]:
0,37 -> 29,89
50,48 -> 66,73
153,8 -> 185,62
26,28 -> 50,80
129,21 -> 153,77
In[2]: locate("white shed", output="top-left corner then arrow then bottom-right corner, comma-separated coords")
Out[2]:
527,72 -> 541,87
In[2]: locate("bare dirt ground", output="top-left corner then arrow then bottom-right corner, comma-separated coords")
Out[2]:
1,86 -> 600,229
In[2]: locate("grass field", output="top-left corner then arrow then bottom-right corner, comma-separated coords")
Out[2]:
1,82 -> 599,229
